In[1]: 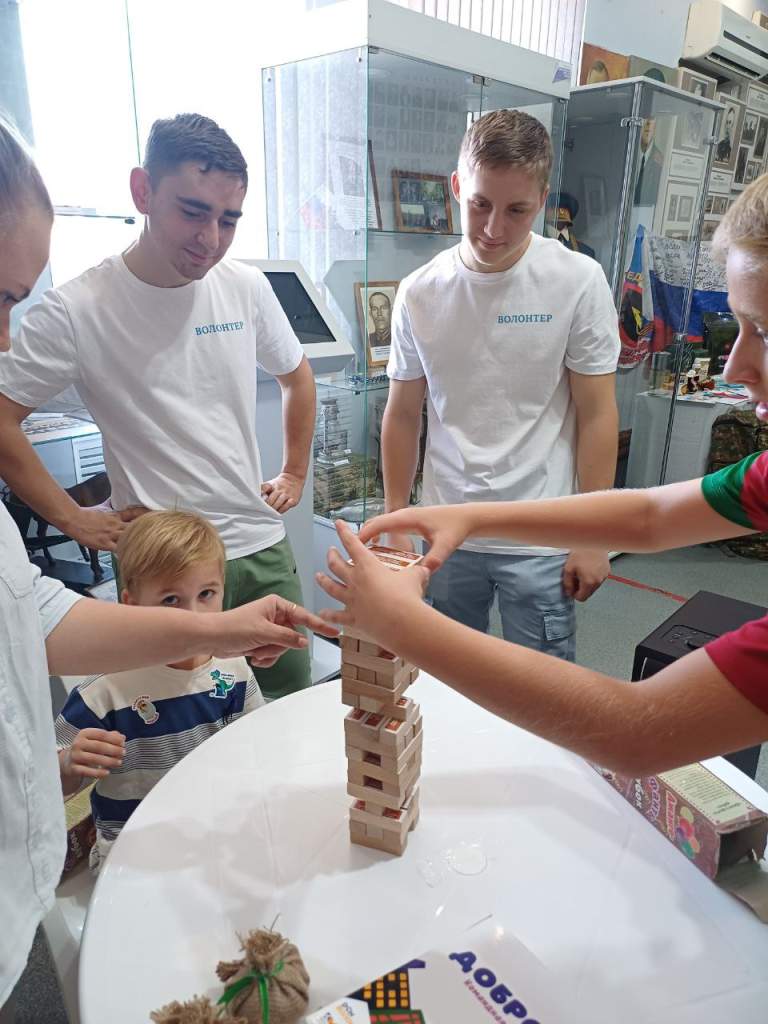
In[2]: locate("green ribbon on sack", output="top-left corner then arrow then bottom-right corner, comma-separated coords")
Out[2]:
217,961 -> 284,1024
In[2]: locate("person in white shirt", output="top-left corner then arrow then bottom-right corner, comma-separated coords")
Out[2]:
382,109 -> 620,660
0,115 -> 336,1010
0,113 -> 317,700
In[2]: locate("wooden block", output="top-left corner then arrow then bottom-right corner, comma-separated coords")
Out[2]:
359,695 -> 384,713
339,635 -> 360,652
344,708 -> 422,760
409,667 -> 419,683
343,648 -> 405,679
341,676 -> 411,708
341,663 -> 358,681
348,769 -> 420,807
352,746 -> 421,787
357,667 -> 376,684
350,829 -> 406,856
341,689 -> 360,709
341,624 -> 376,642
346,745 -> 365,762
349,798 -> 410,834
349,819 -> 366,838
350,778 -> 417,811
366,825 -> 385,840
359,640 -> 383,657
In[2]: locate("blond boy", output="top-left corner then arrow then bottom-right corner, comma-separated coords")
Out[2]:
56,510 -> 264,869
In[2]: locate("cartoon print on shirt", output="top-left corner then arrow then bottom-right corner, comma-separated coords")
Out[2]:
209,668 -> 236,699
132,695 -> 159,725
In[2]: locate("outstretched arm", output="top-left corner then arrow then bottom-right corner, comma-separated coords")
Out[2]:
317,522 -> 767,775
45,593 -> 337,676
359,479 -> 751,571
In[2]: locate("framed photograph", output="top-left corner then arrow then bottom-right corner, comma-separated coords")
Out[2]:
662,179 -> 700,238
355,280 -> 399,368
746,159 -> 762,186
579,43 -> 629,85
392,170 -> 453,233
704,194 -> 714,214
734,144 -> 750,189
747,83 -> 768,116
701,218 -> 720,243
754,117 -> 768,161
674,67 -> 717,100
367,141 -> 382,230
714,93 -> 746,173
742,110 -> 758,147
709,168 -> 733,195
669,150 -> 705,179
713,195 -> 729,215
674,106 -> 707,152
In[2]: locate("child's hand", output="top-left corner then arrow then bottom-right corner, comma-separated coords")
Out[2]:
316,521 -> 429,646
61,728 -> 126,782
359,505 -> 470,572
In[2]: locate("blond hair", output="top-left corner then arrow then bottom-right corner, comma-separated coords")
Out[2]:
458,109 -> 552,189
117,510 -> 225,593
0,114 -> 52,229
712,172 -> 768,266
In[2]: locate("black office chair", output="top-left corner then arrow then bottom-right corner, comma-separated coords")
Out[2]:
4,472 -> 113,592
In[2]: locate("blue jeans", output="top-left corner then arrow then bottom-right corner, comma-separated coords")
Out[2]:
428,549 -> 575,662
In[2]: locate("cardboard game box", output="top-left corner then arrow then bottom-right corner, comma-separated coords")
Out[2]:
596,761 -> 768,919
304,919 -> 562,1023
62,783 -> 96,876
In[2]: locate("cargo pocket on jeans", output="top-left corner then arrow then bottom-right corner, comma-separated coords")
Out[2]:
543,610 -> 574,643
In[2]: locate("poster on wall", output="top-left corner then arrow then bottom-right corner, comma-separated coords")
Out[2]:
579,43 -> 629,85
628,55 -> 677,85
714,93 -> 746,173
734,144 -> 750,190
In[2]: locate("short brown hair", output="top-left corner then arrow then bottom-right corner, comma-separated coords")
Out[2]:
143,113 -> 248,189
458,109 -> 552,189
712,172 -> 768,266
117,510 -> 225,593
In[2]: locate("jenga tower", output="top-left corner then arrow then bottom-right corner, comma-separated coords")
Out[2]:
341,546 -> 423,856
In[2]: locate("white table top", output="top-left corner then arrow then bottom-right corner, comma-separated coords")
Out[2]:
79,677 -> 768,1023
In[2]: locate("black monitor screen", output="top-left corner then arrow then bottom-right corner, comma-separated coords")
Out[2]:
264,271 -> 335,344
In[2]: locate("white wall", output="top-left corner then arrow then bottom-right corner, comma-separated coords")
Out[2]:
583,0 -> 768,67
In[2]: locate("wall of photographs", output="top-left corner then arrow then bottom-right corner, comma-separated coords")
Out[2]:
703,80 -> 768,243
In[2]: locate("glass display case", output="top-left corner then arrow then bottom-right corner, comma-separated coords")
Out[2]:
262,0 -> 570,526
561,78 -> 724,488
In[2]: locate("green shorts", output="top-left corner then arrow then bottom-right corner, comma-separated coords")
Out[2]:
223,536 -> 312,700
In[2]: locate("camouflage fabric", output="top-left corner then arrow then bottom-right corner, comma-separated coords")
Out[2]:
707,409 -> 768,560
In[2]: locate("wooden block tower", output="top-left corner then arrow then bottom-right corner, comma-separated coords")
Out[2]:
341,545 -> 423,856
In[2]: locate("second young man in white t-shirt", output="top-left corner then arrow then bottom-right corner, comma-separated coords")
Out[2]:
382,109 -> 620,660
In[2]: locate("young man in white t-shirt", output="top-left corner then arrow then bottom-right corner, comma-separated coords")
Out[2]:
382,109 -> 620,660
0,113 -> 317,698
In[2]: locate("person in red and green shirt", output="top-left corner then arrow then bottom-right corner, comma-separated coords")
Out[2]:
316,174 -> 768,778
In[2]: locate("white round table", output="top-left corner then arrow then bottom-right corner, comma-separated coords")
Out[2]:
79,676 -> 768,1023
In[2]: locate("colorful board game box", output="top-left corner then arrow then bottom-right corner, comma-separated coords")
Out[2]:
303,919 -> 562,1023
595,761 -> 768,880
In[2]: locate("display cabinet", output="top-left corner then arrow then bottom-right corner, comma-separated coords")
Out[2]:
561,78 -> 724,487
262,0 -> 570,534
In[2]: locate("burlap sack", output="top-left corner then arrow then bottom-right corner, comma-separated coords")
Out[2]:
150,994 -> 247,1023
216,929 -> 310,1023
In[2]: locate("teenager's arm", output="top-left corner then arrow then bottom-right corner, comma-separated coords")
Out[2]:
319,524 -> 768,775
570,371 -> 619,494
0,393 -> 127,549
380,377 -> 427,552
263,356 -> 316,512
561,371 -> 619,600
45,593 -> 336,676
360,479 -> 751,571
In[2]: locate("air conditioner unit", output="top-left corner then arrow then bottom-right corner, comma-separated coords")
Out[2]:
683,0 -> 768,80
